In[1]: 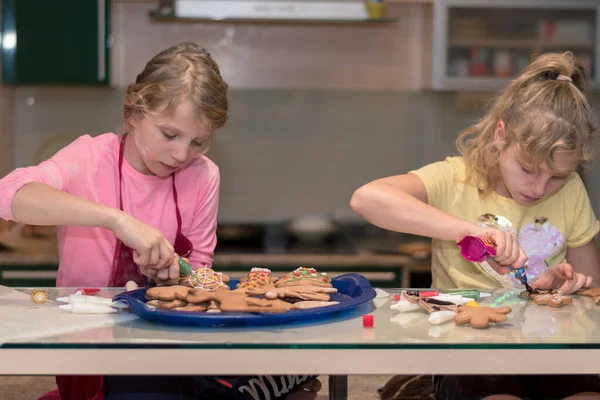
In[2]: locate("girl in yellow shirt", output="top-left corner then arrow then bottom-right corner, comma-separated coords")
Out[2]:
351,52 -> 600,399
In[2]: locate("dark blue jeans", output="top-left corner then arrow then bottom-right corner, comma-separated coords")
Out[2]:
104,375 -> 319,400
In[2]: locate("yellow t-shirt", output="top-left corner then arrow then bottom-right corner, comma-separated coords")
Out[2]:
410,156 -> 599,290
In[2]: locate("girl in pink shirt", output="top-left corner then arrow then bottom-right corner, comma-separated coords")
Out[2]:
1,42 -> 320,400
0,44 -> 225,287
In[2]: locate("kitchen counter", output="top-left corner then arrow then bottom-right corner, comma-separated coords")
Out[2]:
0,250 -> 431,288
0,252 -> 59,266
214,251 -> 427,267
0,251 -> 427,267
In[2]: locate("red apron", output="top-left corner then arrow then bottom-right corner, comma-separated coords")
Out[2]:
48,134 -> 193,400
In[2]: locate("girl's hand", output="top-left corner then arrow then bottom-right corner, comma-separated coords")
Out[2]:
111,211 -> 176,278
153,256 -> 188,284
532,263 -> 593,295
467,225 -> 528,274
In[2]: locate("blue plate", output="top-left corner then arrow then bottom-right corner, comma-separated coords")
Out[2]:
113,273 -> 376,327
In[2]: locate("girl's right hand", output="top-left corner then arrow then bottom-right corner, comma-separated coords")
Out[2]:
111,211 -> 175,278
153,256 -> 187,284
466,224 -> 528,274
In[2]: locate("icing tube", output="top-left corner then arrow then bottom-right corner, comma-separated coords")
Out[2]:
74,288 -> 101,295
178,258 -> 193,276
431,295 -> 475,305
456,236 -> 497,262
457,235 -> 533,291
428,311 -> 456,325
57,295 -> 129,309
390,300 -> 421,312
59,303 -> 118,314
418,289 -> 490,301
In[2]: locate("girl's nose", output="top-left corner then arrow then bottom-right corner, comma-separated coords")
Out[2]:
171,144 -> 188,163
532,179 -> 548,197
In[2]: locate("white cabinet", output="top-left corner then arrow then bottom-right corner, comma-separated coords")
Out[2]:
432,0 -> 599,91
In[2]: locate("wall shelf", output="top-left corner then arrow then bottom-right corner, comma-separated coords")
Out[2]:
149,11 -> 398,25
434,76 -> 600,92
432,0 -> 599,91
449,39 -> 595,51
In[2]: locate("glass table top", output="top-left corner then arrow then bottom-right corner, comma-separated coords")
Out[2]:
3,286 -> 600,349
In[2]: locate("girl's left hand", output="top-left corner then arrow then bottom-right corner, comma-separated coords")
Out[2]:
531,263 -> 593,295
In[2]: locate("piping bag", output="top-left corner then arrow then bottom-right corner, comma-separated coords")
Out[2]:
457,235 -> 536,293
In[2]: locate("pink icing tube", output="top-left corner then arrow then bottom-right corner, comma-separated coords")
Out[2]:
456,236 -> 497,262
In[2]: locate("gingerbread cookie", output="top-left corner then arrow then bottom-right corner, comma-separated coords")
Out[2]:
184,267 -> 230,291
578,288 -> 600,297
206,300 -> 221,313
274,267 -> 332,288
145,285 -> 190,302
520,289 -> 572,307
532,293 -> 573,307
454,305 -> 512,329
147,299 -> 187,309
293,301 -> 339,309
172,303 -> 208,313
575,288 -> 600,305
519,288 -> 553,299
186,289 -> 294,313
246,286 -> 338,302
236,267 -> 275,289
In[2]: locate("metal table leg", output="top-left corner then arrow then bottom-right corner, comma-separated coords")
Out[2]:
328,375 -> 348,400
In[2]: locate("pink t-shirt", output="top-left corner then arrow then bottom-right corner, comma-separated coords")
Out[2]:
0,133 -> 220,287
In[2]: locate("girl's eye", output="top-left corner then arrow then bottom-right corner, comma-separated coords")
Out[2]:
521,166 -> 534,175
162,131 -> 176,140
193,136 -> 212,150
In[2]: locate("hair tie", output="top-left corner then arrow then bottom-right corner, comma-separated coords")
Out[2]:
556,74 -> 572,82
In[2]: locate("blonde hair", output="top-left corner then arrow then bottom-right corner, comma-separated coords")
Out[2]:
123,42 -> 228,134
456,52 -> 598,192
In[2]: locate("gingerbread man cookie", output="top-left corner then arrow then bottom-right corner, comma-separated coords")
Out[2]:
274,267 -> 332,288
454,305 -> 512,329
521,289 -> 573,307
236,267 -> 275,289
186,289 -> 294,313
145,285 -> 190,302
531,293 -> 573,307
246,286 -> 338,302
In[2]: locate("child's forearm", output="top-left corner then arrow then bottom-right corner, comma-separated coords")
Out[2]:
351,183 -> 476,242
11,182 -> 121,231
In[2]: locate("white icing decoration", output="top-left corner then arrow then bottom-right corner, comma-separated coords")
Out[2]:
250,267 -> 271,274
187,268 -> 226,291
